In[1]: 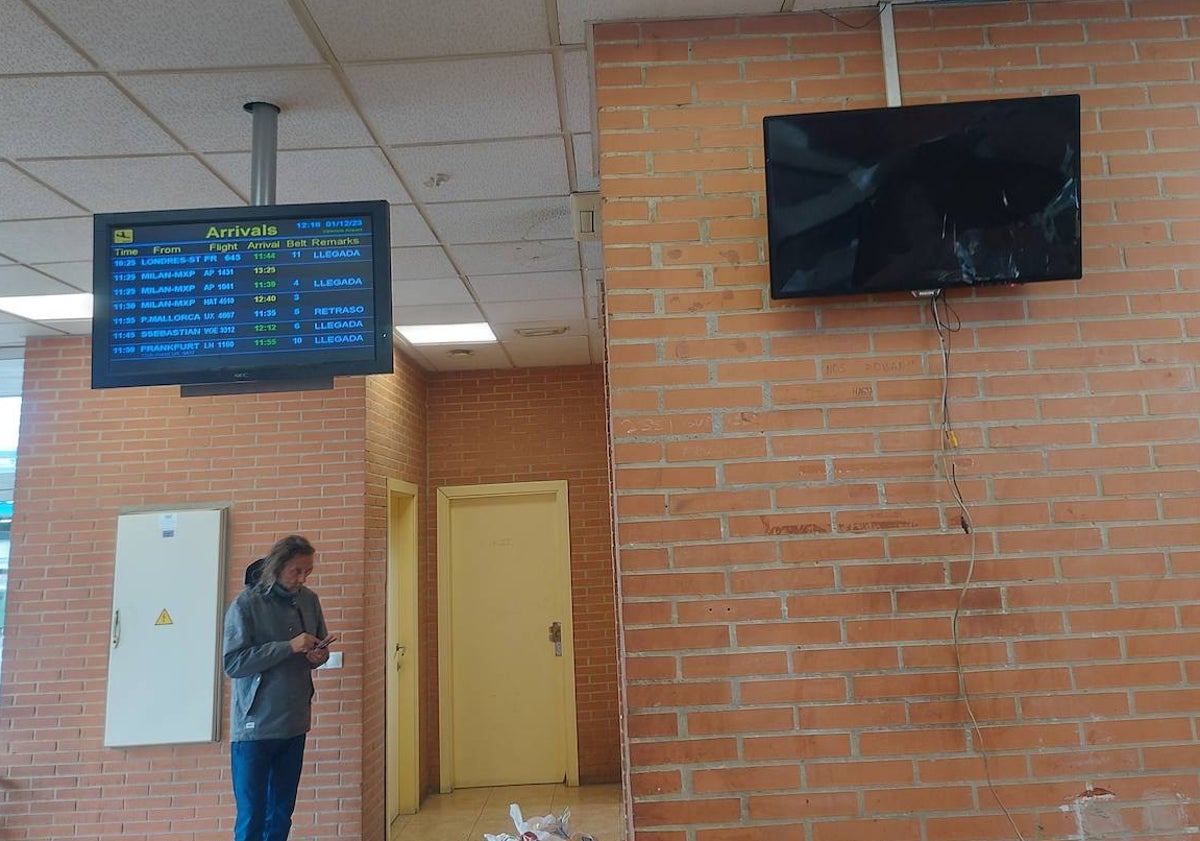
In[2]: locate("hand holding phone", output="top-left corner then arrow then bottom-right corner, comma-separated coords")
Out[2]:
315,636 -> 337,650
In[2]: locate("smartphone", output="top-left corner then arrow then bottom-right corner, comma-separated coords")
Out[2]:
315,636 -> 337,650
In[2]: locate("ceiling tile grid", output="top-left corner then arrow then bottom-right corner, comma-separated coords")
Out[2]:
425,197 -> 573,245
28,0 -> 322,70
0,0 -> 888,379
0,76 -> 182,158
0,162 -> 86,220
0,264 -> 80,297
206,147 -> 413,205
21,155 -> 243,214
391,137 -> 572,204
304,0 -> 553,61
120,69 -> 378,153
0,217 -> 94,264
0,0 -> 91,73
345,54 -> 562,145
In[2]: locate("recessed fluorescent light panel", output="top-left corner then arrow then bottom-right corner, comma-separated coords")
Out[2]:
0,293 -> 93,320
395,322 -> 497,345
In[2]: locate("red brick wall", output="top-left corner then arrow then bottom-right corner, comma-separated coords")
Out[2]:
362,350 -> 428,840
0,336 -> 382,841
596,2 -> 1200,839
0,341 -> 613,841
425,365 -> 620,784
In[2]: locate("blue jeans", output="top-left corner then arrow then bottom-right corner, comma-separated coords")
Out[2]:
231,734 -> 307,841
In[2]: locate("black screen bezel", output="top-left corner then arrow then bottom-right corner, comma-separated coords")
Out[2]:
763,94 -> 1083,300
91,199 -> 394,390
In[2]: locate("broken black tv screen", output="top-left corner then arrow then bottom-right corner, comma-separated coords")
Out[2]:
763,94 -> 1082,299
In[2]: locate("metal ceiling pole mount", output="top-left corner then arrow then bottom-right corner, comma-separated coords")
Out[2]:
879,2 -> 901,108
243,101 -> 280,206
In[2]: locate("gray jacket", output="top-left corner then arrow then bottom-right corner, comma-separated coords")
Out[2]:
222,582 -> 328,741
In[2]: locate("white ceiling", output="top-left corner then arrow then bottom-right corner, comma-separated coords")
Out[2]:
0,0 -> 894,389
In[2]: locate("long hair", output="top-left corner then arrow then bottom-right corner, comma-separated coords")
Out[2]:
255,534 -> 315,593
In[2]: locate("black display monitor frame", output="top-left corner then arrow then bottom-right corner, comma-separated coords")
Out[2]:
91,199 -> 393,392
763,93 -> 1083,300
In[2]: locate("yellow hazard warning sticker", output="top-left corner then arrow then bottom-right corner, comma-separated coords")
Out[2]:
155,609 -> 173,626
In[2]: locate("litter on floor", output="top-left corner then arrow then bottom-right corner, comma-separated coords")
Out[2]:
483,803 -> 597,841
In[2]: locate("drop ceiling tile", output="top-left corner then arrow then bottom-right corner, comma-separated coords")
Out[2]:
0,0 -> 91,73
392,138 -> 569,204
346,54 -> 560,145
393,278 -> 475,307
122,69 -> 375,153
469,271 -> 582,304
502,334 -> 591,367
0,321 -> 61,345
573,133 -> 599,192
306,0 -> 550,61
40,318 -> 91,335
206,148 -> 410,205
562,49 -> 592,135
396,343 -> 435,370
0,77 -> 180,158
30,0 -> 320,70
555,0 -> 781,44
390,247 -> 457,282
22,156 -> 241,213
393,303 -> 485,325
483,297 -> 585,323
0,265 -> 80,296
494,316 -> 591,337
452,240 -> 581,277
0,217 -> 92,263
415,342 -> 513,372
426,198 -> 572,245
388,205 -> 438,248
0,163 -> 86,221
32,261 -> 93,291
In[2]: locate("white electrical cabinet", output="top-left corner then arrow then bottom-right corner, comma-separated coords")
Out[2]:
104,508 -> 228,748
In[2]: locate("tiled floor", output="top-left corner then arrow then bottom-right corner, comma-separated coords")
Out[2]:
391,783 -> 624,841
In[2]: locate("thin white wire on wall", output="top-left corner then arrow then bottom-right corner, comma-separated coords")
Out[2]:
879,2 -> 902,107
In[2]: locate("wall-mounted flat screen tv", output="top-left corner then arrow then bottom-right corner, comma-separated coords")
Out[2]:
92,200 -> 393,390
763,93 -> 1082,299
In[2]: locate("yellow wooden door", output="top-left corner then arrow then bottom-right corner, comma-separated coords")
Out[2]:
386,480 -> 419,836
438,481 -> 578,789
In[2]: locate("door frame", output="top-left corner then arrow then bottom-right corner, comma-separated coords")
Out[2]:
436,480 -> 579,792
386,479 -> 420,833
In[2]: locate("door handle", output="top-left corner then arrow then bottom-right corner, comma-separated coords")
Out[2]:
548,621 -> 562,657
112,610 -> 121,648
394,642 -> 406,671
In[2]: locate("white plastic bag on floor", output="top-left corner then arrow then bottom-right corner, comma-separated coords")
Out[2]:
516,802 -> 572,839
483,802 -> 598,841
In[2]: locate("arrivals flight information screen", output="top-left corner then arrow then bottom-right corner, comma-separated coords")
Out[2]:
91,200 -> 393,389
